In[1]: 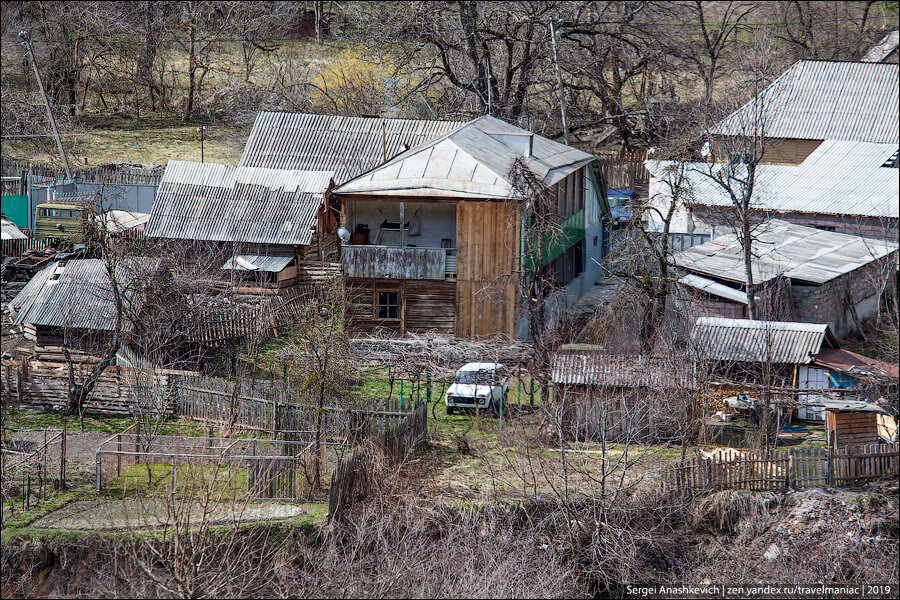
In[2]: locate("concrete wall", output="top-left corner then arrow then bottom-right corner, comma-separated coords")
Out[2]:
792,255 -> 897,338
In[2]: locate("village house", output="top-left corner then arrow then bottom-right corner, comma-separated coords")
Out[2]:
143,161 -> 335,292
689,317 -> 898,423
645,59 -> 899,242
331,115 -> 609,339
673,220 -> 898,337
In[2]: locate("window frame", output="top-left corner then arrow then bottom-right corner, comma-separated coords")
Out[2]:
374,287 -> 401,321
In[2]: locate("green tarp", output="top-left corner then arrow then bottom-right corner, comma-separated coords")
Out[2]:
524,208 -> 585,271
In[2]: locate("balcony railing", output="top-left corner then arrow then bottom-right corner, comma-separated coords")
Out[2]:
342,245 -> 457,280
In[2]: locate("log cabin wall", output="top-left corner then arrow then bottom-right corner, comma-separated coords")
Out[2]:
455,201 -> 520,339
346,278 -> 456,336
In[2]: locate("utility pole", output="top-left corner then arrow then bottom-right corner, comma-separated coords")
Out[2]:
197,125 -> 206,163
549,20 -> 569,146
20,31 -> 72,181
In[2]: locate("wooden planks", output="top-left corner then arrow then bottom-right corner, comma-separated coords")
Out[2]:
455,199 -> 519,339
664,443 -> 900,496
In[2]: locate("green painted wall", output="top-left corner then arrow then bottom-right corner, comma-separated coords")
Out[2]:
0,195 -> 29,229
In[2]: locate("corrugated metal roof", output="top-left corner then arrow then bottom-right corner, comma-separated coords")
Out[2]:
811,347 -> 899,382
862,30 -> 899,63
690,317 -> 829,364
145,161 -> 332,245
1,217 -> 27,240
678,274 -> 749,304
11,259 -> 152,331
674,219 -> 898,285
239,112 -> 463,184
221,254 -> 294,272
97,210 -> 150,234
334,115 -> 596,198
551,348 -> 695,388
711,60 -> 898,143
646,140 -> 899,219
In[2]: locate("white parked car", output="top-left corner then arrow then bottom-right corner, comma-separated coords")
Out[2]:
445,362 -> 508,414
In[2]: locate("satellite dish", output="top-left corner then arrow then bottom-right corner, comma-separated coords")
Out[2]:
337,227 -> 351,243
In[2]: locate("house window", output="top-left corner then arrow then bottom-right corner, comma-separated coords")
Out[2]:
814,225 -> 836,232
376,290 -> 399,319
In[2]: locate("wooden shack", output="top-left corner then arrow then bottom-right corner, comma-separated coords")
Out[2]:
823,399 -> 897,450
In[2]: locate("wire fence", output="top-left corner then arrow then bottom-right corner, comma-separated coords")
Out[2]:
1,427 -> 67,522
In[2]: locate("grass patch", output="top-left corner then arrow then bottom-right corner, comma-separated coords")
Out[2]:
5,409 -> 132,434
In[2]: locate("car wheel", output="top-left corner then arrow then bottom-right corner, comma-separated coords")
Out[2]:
447,406 -> 456,415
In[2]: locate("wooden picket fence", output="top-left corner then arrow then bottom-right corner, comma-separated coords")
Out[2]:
174,374 -> 415,440
2,157 -> 163,186
665,443 -> 900,496
328,401 -> 428,522
1,359 -> 189,414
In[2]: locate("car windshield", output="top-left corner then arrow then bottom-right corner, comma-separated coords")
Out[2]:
455,370 -> 491,384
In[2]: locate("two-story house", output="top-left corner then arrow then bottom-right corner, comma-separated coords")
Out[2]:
332,115 -> 608,340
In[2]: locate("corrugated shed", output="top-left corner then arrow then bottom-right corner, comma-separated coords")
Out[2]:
239,112 -> 463,184
551,349 -> 695,388
1,217 -> 27,240
335,115 -> 596,198
690,317 -> 829,364
222,254 -> 294,272
674,220 -> 898,285
862,30 -> 899,63
145,161 -> 332,245
711,60 -> 899,143
646,140 -> 899,219
342,246 -> 446,280
11,259 -> 151,331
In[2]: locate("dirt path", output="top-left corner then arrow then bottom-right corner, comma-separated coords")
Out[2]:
31,497 -> 322,530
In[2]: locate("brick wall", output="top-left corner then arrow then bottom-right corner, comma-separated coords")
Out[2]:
792,255 -> 897,337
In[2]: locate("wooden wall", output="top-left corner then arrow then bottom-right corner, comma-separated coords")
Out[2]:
827,410 -> 880,450
455,201 -> 519,339
345,278 -> 455,336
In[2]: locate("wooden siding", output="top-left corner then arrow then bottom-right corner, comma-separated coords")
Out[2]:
346,278 -> 455,335
827,410 -> 882,450
342,246 -> 446,280
455,201 -> 519,339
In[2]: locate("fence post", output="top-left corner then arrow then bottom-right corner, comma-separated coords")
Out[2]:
59,420 -> 66,489
786,454 -> 793,490
827,446 -> 834,487
95,452 -> 102,493
117,434 -> 122,477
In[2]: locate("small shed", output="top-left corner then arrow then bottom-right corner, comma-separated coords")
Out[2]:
823,399 -> 897,450
551,345 -> 695,442
2,217 -> 27,259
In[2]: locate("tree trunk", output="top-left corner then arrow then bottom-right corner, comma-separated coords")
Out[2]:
183,29 -> 197,121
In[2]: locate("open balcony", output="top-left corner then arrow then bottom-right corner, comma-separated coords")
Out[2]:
341,245 -> 457,280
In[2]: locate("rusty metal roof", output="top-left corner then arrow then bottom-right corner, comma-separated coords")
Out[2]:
239,112 -> 463,184
335,115 -> 596,198
674,220 -> 898,285
690,317 -> 831,365
711,60 -> 898,143
551,347 -> 695,388
145,161 -> 332,246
